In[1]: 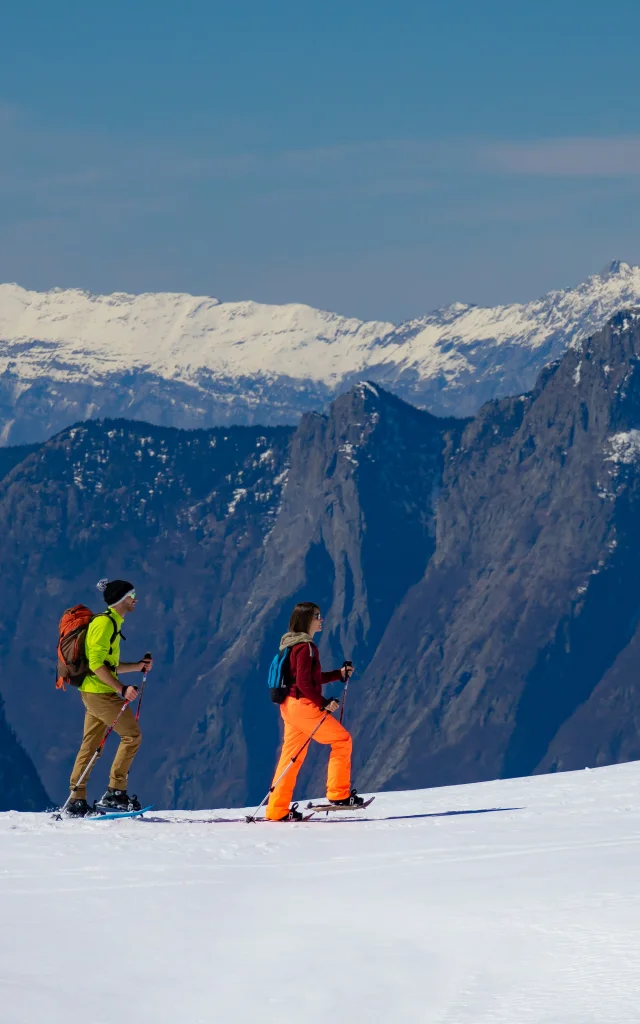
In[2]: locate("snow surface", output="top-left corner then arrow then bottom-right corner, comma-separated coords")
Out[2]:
605,430 -> 640,464
2,761 -> 640,1023
2,260 -> 640,392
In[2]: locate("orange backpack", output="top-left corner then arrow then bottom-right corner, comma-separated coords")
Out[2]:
56,605 -> 121,690
56,605 -> 95,690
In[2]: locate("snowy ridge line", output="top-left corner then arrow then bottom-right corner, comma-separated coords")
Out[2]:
2,260 -> 640,390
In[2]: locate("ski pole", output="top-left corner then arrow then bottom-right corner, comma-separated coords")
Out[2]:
246,712 -> 330,822
135,652 -> 152,723
54,697 -> 133,819
339,660 -> 353,725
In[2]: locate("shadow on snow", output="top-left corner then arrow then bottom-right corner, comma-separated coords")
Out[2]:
137,806 -> 522,825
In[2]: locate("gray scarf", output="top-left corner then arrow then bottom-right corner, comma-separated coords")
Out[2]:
279,631 -> 313,652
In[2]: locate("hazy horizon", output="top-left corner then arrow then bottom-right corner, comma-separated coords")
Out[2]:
2,1 -> 640,322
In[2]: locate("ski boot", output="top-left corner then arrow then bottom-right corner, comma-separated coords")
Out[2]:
277,802 -> 303,822
330,788 -> 364,808
96,788 -> 142,813
65,798 -> 91,818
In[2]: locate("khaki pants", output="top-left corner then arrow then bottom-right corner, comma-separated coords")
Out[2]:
69,691 -> 142,798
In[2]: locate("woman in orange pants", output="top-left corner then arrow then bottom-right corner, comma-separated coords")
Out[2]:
266,601 -> 363,821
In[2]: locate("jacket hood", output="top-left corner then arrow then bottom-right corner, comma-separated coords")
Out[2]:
279,631 -> 313,652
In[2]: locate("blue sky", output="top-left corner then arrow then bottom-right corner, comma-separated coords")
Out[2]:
1,0 -> 640,320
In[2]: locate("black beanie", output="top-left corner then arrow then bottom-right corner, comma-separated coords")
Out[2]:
96,579 -> 135,605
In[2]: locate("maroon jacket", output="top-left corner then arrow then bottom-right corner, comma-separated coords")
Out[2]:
288,642 -> 342,710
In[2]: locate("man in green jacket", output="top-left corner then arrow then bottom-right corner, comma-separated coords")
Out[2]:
67,579 -> 153,817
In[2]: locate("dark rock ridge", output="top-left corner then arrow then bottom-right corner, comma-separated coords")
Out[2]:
4,311 -> 640,808
0,448 -> 51,809
0,370 -> 332,445
0,441 -> 40,480
0,694 -> 50,811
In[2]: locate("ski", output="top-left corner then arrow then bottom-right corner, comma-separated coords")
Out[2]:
135,811 -> 316,824
304,796 -> 375,814
92,804 -> 154,821
246,812 -> 316,823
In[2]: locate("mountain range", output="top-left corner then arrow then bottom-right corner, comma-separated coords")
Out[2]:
3,260 -> 640,444
5,304 -> 640,809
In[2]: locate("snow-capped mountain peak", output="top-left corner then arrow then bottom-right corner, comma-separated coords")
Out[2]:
599,258 -> 631,278
0,282 -> 392,383
2,263 -> 640,443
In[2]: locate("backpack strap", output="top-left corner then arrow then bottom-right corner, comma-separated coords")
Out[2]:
101,610 -> 125,655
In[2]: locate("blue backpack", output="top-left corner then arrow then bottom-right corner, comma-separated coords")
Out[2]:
267,647 -> 293,703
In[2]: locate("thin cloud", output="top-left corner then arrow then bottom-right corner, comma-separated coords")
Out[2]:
485,136 -> 640,177
0,121 -> 450,209
172,139 -> 456,185
3,100 -> 640,230
0,101 -> 20,129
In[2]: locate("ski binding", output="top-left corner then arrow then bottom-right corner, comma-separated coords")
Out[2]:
92,804 -> 154,821
304,796 -> 375,814
245,811 -> 315,823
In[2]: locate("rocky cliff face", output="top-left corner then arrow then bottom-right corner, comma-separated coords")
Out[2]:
162,383 -> 459,807
353,310 -> 640,791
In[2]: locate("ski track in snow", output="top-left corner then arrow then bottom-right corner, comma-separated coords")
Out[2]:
2,762 -> 640,1023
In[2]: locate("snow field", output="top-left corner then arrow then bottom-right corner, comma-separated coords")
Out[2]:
2,262 -> 640,388
2,762 -> 640,1023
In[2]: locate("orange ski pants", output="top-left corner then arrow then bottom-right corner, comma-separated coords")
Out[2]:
265,696 -> 352,820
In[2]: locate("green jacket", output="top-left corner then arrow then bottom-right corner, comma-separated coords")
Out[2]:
80,608 -> 125,694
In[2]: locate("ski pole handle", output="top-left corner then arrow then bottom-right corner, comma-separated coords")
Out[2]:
136,652 -> 152,722
339,661 -> 353,724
